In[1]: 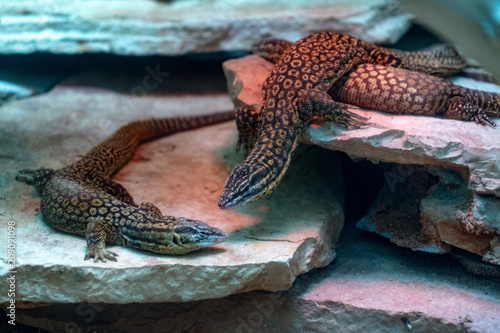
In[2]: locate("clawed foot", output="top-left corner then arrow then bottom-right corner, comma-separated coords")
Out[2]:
236,132 -> 258,157
336,109 -> 371,129
16,168 -> 54,189
84,248 -> 118,263
471,110 -> 496,128
15,169 -> 36,184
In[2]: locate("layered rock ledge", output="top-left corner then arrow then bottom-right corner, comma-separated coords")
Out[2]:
10,223 -> 500,333
223,54 -> 500,264
0,0 -> 412,55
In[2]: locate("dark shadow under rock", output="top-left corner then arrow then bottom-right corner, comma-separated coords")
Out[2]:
357,164 -> 447,253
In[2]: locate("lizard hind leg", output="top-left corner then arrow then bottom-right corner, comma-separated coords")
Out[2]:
84,219 -> 119,263
16,168 -> 55,191
446,96 -> 496,127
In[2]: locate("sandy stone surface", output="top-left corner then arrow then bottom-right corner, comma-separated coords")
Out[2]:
223,54 -> 500,264
0,0 -> 412,55
0,72 -> 344,304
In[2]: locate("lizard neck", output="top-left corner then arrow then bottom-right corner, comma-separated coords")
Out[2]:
219,104 -> 304,208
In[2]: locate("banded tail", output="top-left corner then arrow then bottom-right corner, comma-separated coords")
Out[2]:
374,44 -> 467,76
81,111 -> 236,177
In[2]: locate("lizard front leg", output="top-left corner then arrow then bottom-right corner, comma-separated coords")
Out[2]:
236,106 -> 261,157
298,89 -> 369,128
84,219 -> 119,263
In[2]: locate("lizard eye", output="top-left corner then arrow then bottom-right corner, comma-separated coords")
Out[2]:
239,183 -> 250,193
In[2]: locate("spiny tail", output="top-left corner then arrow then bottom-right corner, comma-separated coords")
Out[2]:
82,110 -> 235,177
451,85 -> 500,117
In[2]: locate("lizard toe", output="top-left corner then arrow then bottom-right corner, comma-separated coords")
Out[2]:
471,110 -> 496,128
84,248 -> 118,263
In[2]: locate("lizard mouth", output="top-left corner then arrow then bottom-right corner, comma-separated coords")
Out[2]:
195,233 -> 228,247
218,190 -> 245,210
218,197 -> 232,210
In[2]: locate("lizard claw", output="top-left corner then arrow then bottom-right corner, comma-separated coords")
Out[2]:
338,109 -> 371,129
15,169 -> 36,184
84,248 -> 118,263
471,110 -> 496,128
236,132 -> 258,157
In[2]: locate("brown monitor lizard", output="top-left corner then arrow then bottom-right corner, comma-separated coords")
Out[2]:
218,32 -> 470,209
251,38 -> 498,127
232,63 -> 499,156
16,111 -> 235,262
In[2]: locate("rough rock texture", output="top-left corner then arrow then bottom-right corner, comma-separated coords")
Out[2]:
0,0 -> 412,55
8,223 -> 500,333
357,165 -> 500,264
0,80 -> 36,106
0,66 -> 344,304
223,54 -> 500,264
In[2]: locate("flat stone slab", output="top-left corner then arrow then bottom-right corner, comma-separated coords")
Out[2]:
12,224 -> 500,333
223,54 -> 500,264
0,0 -> 412,55
0,71 -> 343,304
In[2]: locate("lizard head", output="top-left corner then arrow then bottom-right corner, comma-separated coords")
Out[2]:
218,162 -> 274,209
168,217 -> 228,253
129,217 -> 227,255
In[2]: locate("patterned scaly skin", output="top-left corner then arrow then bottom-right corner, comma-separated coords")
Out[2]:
251,39 -> 467,77
329,64 -> 499,126
16,112 -> 234,262
253,39 -> 498,125
232,64 -> 499,162
219,32 -> 465,209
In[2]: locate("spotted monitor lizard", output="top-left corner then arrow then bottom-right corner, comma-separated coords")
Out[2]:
17,111 -> 234,262
218,32 -> 491,209
254,38 -> 499,126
